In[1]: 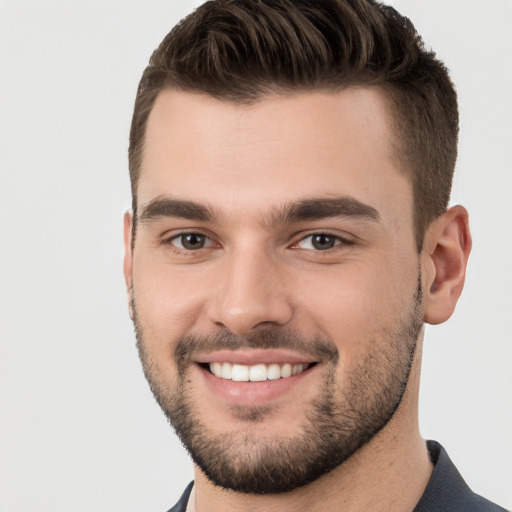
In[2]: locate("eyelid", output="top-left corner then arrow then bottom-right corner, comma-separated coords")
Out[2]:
160,227 -> 212,242
161,229 -> 219,251
174,233 -> 214,249
291,231 -> 354,250
159,228 -> 354,253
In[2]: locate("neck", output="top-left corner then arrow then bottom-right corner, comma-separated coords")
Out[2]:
191,342 -> 432,512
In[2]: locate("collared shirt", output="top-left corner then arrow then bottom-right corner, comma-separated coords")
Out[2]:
412,441 -> 507,511
166,441 -> 508,512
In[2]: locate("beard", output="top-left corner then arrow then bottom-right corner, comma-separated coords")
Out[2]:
131,275 -> 423,495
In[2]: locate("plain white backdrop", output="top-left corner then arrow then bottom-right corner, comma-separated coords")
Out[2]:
0,1 -> 511,511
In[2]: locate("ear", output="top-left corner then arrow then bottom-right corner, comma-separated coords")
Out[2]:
422,205 -> 472,325
123,210 -> 134,317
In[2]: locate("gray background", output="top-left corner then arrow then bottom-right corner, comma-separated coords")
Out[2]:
1,1 -> 511,510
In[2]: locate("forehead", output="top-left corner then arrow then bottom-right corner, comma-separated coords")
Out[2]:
139,88 -> 412,226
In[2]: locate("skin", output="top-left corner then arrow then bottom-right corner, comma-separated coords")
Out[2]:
123,88 -> 471,512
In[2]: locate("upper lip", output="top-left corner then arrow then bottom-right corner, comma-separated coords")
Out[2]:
194,349 -> 318,366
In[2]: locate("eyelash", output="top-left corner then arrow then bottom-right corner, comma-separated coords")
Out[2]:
162,231 -> 353,255
163,231 -> 216,255
292,232 -> 353,251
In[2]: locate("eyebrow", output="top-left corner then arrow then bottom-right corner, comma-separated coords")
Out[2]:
138,197 -> 217,223
268,197 -> 380,226
137,195 -> 380,226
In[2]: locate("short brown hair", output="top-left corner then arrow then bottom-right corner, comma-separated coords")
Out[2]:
129,0 -> 458,251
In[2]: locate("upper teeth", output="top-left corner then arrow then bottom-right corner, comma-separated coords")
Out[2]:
208,362 -> 309,381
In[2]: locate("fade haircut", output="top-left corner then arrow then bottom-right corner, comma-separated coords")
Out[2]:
129,0 -> 459,251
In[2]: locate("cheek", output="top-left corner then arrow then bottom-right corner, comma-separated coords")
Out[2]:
294,256 -> 419,352
132,254 -> 208,348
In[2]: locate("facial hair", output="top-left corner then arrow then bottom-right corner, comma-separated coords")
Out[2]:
131,275 -> 423,494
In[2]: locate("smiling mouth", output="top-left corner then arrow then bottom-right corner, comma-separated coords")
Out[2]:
202,362 -> 316,382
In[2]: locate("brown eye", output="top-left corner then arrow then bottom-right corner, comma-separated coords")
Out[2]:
172,233 -> 211,250
296,233 -> 346,251
311,234 -> 336,250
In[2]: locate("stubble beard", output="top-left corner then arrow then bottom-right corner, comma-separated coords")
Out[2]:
131,277 -> 423,494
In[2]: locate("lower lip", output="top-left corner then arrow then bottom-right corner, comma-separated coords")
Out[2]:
197,364 -> 315,405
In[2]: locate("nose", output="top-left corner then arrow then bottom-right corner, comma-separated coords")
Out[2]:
206,246 -> 294,336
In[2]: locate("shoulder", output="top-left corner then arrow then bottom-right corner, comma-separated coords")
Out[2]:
413,441 -> 508,512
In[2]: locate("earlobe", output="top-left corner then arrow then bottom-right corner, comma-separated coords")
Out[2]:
422,205 -> 472,325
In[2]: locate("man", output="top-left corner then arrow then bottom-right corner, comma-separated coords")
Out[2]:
123,1 -> 506,511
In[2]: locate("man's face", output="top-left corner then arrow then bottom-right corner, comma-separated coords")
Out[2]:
125,89 -> 424,493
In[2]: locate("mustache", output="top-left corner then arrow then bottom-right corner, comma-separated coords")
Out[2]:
173,329 -> 339,365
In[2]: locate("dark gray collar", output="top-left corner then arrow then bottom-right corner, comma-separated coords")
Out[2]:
413,440 -> 506,511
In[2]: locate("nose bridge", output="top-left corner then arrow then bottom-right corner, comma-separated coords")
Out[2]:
208,241 -> 293,335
